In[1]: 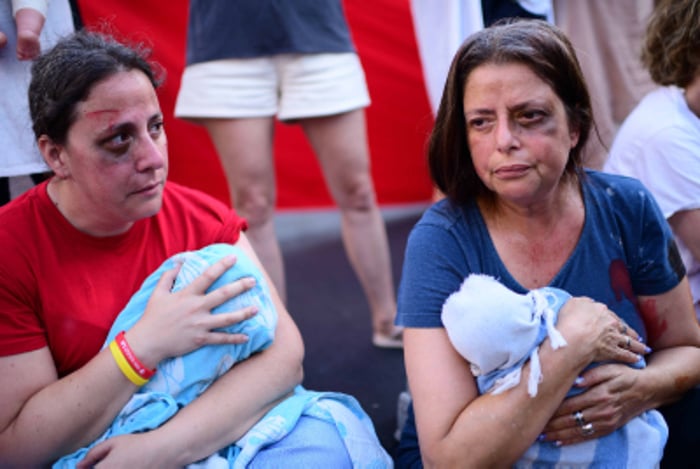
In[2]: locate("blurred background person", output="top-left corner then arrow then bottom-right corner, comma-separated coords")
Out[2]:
175,0 -> 402,348
0,0 -> 74,206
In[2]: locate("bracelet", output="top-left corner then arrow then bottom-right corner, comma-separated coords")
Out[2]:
114,331 -> 156,380
109,331 -> 156,386
109,339 -> 149,386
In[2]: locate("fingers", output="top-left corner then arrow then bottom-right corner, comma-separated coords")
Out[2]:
77,441 -> 110,468
187,254 -> 238,293
206,306 -> 259,336
202,276 -> 257,311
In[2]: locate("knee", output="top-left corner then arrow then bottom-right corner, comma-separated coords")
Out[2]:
233,189 -> 276,227
335,178 -> 377,213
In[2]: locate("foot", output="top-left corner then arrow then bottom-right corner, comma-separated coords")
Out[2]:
16,29 -> 41,60
372,327 -> 403,349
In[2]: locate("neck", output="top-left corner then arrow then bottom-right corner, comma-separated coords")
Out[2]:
685,74 -> 700,118
47,178 -> 133,237
481,177 -> 582,234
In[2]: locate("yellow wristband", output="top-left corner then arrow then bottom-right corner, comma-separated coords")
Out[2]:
109,339 -> 149,387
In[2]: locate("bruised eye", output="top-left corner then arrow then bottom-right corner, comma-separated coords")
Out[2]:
104,132 -> 132,152
518,109 -> 547,125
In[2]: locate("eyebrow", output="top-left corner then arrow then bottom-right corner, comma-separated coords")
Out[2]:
465,99 -> 551,116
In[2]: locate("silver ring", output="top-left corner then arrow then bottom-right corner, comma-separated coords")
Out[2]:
620,324 -> 628,334
626,336 -> 631,348
573,410 -> 585,427
581,422 -> 595,436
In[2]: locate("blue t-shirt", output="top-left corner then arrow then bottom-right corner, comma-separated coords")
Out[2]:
185,0 -> 355,65
397,170 -> 683,340
395,171 -> 684,467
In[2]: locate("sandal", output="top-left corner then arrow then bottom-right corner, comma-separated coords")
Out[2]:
372,328 -> 404,349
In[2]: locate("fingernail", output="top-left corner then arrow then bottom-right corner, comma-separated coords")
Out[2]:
537,433 -> 546,442
644,346 -> 652,354
638,335 -> 645,342
574,376 -> 585,386
554,440 -> 562,447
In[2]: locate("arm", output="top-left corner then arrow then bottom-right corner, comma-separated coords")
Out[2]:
406,297 -> 642,468
0,255 -> 257,466
79,234 -> 304,467
668,209 -> 700,261
544,278 -> 700,444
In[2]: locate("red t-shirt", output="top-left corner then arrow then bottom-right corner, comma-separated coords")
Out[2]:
0,181 -> 246,376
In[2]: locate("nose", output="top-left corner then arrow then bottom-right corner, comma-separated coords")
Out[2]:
134,133 -> 167,173
495,117 -> 519,153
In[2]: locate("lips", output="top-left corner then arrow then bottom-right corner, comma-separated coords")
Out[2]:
132,180 -> 163,195
493,164 -> 531,178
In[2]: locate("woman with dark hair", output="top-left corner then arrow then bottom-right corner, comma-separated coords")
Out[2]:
396,19 -> 700,467
0,30 -> 389,467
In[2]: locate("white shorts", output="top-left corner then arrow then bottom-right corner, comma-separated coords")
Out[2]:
175,53 -> 371,121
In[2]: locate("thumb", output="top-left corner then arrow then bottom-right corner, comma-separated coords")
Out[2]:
76,441 -> 111,468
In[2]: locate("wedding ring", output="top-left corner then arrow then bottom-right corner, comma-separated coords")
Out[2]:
581,422 -> 595,436
626,336 -> 631,348
573,410 -> 585,427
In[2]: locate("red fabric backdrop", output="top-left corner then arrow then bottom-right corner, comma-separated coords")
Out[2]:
75,0 -> 435,209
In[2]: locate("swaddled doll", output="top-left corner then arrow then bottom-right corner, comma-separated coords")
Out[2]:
441,274 -> 668,468
56,243 -> 391,468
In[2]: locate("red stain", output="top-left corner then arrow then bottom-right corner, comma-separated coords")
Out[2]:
638,297 -> 668,343
609,260 -> 668,342
609,260 -> 638,307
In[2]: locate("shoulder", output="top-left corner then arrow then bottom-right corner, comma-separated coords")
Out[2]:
584,170 -> 650,201
158,182 -> 247,243
161,182 -> 234,220
582,171 -> 666,233
414,199 -> 469,232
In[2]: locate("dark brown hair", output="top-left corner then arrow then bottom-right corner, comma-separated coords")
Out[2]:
428,19 -> 593,204
29,30 -> 163,144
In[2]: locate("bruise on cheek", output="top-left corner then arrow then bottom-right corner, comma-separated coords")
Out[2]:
639,297 -> 668,343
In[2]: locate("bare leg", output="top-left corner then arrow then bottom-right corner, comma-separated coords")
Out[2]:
199,117 -> 287,302
301,109 -> 401,346
15,8 -> 45,60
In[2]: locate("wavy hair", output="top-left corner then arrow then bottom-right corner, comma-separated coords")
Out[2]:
642,0 -> 700,87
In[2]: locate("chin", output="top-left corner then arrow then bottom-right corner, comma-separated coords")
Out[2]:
131,199 -> 163,221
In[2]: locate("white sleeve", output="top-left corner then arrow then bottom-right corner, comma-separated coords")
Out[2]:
12,0 -> 48,17
638,127 -> 700,218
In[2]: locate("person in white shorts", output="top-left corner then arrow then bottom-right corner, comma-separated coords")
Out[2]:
175,0 -> 402,348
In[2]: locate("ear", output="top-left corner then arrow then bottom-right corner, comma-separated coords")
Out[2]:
569,123 -> 580,149
38,135 -> 70,178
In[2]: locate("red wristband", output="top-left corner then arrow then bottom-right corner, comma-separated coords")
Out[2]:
115,331 -> 156,380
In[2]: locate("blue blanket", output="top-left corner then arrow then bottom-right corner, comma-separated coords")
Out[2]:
54,243 -> 391,468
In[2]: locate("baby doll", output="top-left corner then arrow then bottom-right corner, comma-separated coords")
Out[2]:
441,274 -> 667,467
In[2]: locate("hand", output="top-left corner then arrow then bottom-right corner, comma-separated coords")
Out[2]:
540,363 -> 645,445
127,254 -> 259,367
76,433 -> 181,469
557,297 -> 647,365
